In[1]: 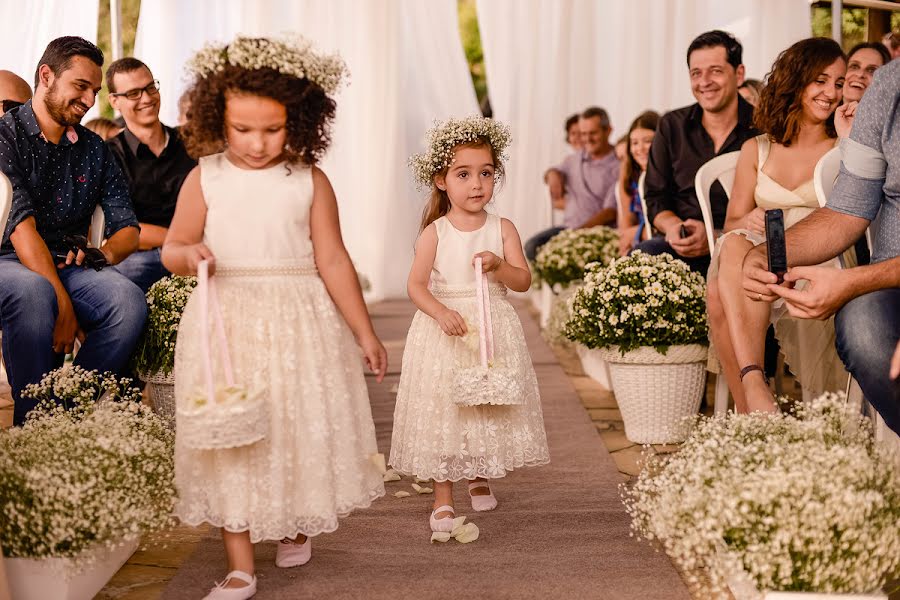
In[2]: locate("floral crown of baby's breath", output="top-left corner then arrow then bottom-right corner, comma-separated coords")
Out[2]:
186,34 -> 348,95
409,116 -> 512,188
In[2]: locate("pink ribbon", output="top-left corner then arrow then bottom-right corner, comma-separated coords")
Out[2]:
473,257 -> 494,369
198,260 -> 236,404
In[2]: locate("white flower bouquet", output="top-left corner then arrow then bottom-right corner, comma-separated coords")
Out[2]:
564,251 -> 707,353
534,226 -> 619,288
623,393 -> 900,597
131,275 -> 197,377
0,367 -> 176,565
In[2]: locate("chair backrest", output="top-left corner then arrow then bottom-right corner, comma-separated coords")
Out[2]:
694,151 -> 740,253
813,146 -> 841,209
89,205 -> 105,248
0,171 -> 11,244
636,171 -> 651,240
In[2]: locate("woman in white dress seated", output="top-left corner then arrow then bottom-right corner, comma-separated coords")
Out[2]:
707,37 -> 848,414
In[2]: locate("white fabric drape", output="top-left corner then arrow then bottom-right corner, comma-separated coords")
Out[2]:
0,0 -> 100,117
134,0 -> 479,299
477,0 -> 811,243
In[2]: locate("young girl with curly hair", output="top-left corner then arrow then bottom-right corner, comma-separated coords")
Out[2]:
162,36 -> 387,599
389,117 -> 549,534
707,37 -> 847,414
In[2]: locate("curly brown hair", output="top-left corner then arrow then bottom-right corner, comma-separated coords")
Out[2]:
181,63 -> 336,164
754,38 -> 845,146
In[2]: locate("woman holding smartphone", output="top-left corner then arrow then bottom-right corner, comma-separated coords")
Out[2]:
706,37 -> 848,414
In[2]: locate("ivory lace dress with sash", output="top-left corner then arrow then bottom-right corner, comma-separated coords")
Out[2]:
173,154 -> 384,542
708,135 -> 847,394
389,214 -> 550,481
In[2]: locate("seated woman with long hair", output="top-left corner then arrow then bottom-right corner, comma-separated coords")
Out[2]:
617,110 -> 659,255
707,37 -> 848,413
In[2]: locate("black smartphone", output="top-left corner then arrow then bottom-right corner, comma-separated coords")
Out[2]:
679,224 -> 688,239
62,234 -> 108,271
765,209 -> 787,283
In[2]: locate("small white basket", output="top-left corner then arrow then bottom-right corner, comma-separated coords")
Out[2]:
176,260 -> 268,450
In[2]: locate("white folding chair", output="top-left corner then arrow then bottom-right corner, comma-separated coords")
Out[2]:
89,205 -> 105,249
693,152 -> 740,415
636,172 -> 652,241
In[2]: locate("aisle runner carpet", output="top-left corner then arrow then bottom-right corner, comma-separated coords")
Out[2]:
164,300 -> 690,599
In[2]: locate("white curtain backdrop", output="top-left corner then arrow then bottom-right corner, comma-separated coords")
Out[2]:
134,0 -> 479,299
0,0 -> 100,118
477,0 -> 811,244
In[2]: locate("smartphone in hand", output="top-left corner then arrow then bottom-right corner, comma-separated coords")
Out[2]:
764,209 -> 787,283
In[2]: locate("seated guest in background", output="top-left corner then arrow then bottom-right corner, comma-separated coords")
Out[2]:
565,112 -> 581,152
883,31 -> 899,60
635,30 -> 757,274
834,42 -> 891,139
708,38 -> 847,414
737,78 -> 763,107
614,134 -> 628,162
177,89 -> 191,127
526,106 -> 620,260
106,57 -> 196,292
0,70 -> 32,116
617,110 -> 659,255
752,59 -> 900,434
84,116 -> 121,140
0,37 -> 145,425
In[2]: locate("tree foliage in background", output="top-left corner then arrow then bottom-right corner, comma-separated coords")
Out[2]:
458,0 -> 488,109
811,7 -> 871,52
96,0 -> 141,118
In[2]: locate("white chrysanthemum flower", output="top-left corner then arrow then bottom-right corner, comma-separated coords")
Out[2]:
534,227 -> 620,287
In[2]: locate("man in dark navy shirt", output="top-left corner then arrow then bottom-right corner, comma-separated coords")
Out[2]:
0,36 -> 147,425
106,57 -> 196,292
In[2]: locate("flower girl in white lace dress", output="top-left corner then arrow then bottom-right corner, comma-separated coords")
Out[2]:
390,117 -> 550,533
161,36 -> 387,600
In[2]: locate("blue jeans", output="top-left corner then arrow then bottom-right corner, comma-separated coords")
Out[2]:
0,254 -> 148,424
112,248 -> 169,293
834,288 -> 900,435
525,226 -> 566,261
631,236 -> 711,276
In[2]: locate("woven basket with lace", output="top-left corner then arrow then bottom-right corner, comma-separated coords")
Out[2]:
141,369 -> 176,429
597,344 -> 708,444
176,260 -> 268,450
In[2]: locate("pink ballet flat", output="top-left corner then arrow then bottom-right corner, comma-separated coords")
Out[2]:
430,505 -> 455,532
202,570 -> 257,599
275,537 -> 311,568
468,481 -> 498,512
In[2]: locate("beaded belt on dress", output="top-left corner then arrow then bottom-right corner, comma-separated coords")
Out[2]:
430,282 -> 507,298
214,263 -> 318,277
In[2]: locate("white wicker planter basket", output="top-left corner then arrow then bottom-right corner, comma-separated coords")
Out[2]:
141,370 -> 176,429
726,556 -> 888,600
597,344 -> 708,444
575,344 -> 611,389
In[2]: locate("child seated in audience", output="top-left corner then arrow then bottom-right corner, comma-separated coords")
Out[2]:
617,110 -> 658,255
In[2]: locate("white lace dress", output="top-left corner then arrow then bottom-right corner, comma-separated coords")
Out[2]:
173,154 -> 384,543
389,214 -> 550,482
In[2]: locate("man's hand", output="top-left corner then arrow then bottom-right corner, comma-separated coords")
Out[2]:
767,266 -> 853,320
835,101 -> 858,139
52,295 -> 82,354
666,219 -> 708,258
742,245 -> 781,303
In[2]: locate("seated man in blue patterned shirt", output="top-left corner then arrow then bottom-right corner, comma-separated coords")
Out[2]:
744,59 -> 900,435
0,37 -> 147,425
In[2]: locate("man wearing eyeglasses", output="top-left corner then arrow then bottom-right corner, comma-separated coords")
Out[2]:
106,58 -> 196,293
0,70 -> 32,117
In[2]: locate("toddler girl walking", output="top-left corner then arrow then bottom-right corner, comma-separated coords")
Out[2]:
389,117 -> 550,533
162,36 -> 387,599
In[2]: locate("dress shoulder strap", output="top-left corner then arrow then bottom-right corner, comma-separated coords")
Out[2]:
755,134 -> 770,170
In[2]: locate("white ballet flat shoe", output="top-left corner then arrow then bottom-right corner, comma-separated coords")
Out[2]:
276,536 -> 312,568
430,505 -> 455,532
202,570 -> 257,600
468,481 -> 498,512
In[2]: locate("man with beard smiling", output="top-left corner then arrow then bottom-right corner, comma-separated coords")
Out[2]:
0,36 -> 146,425
635,30 -> 758,274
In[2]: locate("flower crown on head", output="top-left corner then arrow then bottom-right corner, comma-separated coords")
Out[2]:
185,34 -> 348,95
409,116 -> 512,189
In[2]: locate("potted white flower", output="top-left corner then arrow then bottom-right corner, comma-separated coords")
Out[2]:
564,251 -> 708,443
131,275 -> 197,428
535,226 -> 619,384
623,393 -> 900,599
0,366 -> 176,600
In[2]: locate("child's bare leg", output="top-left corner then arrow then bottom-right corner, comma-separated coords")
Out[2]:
432,480 -> 454,517
222,530 -> 254,588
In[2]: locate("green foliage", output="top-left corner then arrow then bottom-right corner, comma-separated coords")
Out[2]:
458,0 -> 488,108
96,0 -> 142,118
810,6 -> 869,52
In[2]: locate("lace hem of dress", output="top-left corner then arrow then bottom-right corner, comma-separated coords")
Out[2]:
389,455 -> 551,483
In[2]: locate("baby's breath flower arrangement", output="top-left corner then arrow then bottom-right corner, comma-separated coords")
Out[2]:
409,116 -> 511,188
534,226 -> 619,288
186,34 -> 348,94
564,251 -> 707,354
132,275 -> 197,377
0,367 -> 176,566
623,393 -> 900,597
